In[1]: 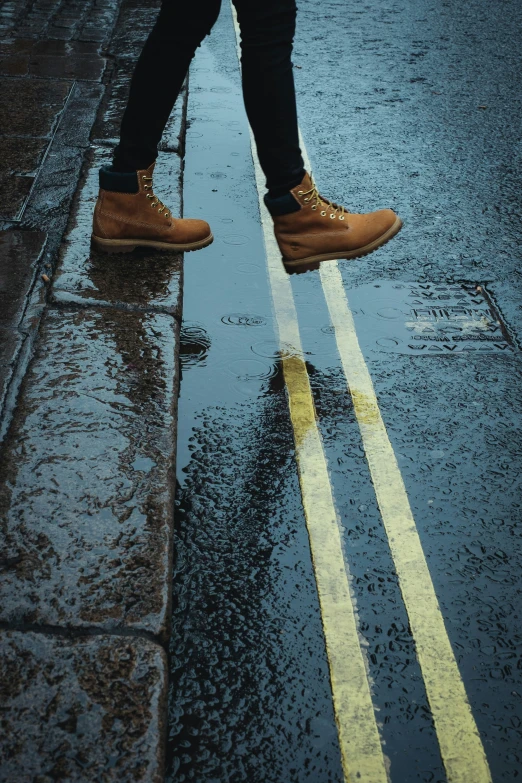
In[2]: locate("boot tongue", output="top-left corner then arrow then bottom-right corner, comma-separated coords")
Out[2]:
293,172 -> 313,194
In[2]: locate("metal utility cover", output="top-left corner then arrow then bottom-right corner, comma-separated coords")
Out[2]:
346,281 -> 511,355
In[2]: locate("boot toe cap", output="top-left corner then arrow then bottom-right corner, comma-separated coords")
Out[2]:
372,208 -> 400,234
185,218 -> 212,242
357,208 -> 400,245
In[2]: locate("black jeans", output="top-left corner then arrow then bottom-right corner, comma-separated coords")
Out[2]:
113,0 -> 305,193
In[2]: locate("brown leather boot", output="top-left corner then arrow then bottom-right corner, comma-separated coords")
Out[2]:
92,163 -> 213,254
267,173 -> 402,268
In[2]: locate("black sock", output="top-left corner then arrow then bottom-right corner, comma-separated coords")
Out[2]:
267,185 -> 291,199
267,170 -> 306,199
111,160 -> 139,174
264,191 -> 302,217
99,166 -> 139,194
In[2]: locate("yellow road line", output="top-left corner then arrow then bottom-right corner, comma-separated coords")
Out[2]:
318,262 -> 492,783
230,8 -> 388,782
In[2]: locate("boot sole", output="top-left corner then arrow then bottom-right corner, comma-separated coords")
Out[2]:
282,216 -> 403,268
91,232 -> 214,254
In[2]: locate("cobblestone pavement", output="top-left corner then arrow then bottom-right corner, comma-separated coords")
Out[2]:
0,0 -> 185,779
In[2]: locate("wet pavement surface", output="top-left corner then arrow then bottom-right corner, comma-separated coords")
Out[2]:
0,305 -> 179,637
0,0 -> 182,778
168,2 -> 522,782
0,0 -> 520,779
166,32 -> 343,782
0,631 -> 167,782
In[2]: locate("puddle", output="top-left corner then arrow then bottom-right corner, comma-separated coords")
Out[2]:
220,313 -> 267,327
167,13 -> 342,782
179,323 -> 211,369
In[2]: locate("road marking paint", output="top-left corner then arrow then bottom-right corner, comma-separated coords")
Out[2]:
231,8 -> 388,782
296,154 -> 492,780
319,263 -> 493,783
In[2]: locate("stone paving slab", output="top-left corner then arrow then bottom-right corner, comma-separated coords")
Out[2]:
0,329 -> 23,367
0,77 -> 73,220
17,83 -> 104,239
31,49 -> 105,81
52,80 -> 106,151
0,37 -> 106,80
3,0 -> 119,44
0,330 -> 24,412
0,76 -> 72,137
0,630 -> 167,782
0,230 -> 47,327
53,147 -> 183,313
109,0 -> 160,61
0,230 -> 46,409
0,305 -> 179,640
0,136 -> 49,216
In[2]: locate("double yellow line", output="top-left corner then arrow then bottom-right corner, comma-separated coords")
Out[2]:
319,262 -> 492,783
231,8 -> 492,782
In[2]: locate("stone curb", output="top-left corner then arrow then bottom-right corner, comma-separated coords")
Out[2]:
0,304 -> 179,641
0,630 -> 168,782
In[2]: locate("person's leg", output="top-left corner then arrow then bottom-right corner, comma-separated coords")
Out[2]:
113,0 -> 222,172
233,0 -> 305,196
234,0 -> 402,268
92,0 -> 220,253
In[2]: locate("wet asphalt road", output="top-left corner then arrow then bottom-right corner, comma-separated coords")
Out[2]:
167,2 -> 522,782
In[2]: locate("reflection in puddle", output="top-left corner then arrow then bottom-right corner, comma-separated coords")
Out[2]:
180,323 -> 211,369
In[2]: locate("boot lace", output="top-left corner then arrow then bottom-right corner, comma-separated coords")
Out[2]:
298,178 -> 346,220
142,176 -> 170,219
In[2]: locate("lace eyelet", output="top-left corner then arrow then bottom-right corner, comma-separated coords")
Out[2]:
304,197 -> 310,202
339,216 -> 345,220
320,211 -> 327,217
330,214 -> 336,219
311,205 -> 317,210
298,190 -> 304,195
